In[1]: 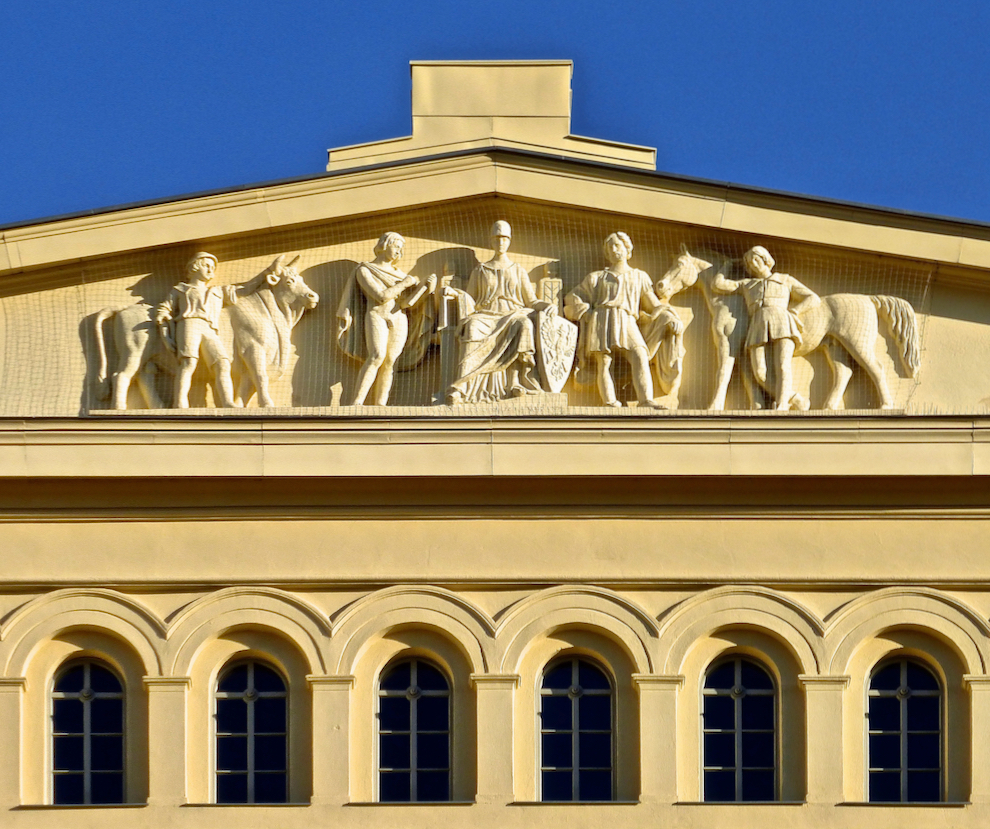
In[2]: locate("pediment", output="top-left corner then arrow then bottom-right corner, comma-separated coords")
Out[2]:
2,61 -> 990,419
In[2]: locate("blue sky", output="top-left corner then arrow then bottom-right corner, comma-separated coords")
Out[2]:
3,1 -> 989,226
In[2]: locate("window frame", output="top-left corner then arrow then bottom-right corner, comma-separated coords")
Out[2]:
213,659 -> 289,805
866,657 -> 943,803
376,657 -> 452,803
50,658 -> 126,806
538,655 -> 615,802
700,655 -> 778,803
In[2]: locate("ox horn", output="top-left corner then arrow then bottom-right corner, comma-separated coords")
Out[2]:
287,255 -> 301,268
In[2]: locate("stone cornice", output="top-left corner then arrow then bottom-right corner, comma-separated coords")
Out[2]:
3,150 -> 990,280
1,415 -> 990,479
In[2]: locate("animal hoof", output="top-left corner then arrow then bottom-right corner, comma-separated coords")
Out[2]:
790,394 -> 811,411
641,399 -> 666,410
605,400 -> 622,408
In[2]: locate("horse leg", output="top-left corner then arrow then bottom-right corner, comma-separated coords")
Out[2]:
823,340 -> 854,410
841,336 -> 895,409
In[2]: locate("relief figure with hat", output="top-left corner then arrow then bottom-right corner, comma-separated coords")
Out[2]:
155,251 -> 273,408
712,245 -> 820,410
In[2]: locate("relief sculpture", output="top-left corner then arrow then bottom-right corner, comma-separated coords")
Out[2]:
658,245 -> 921,410
91,222 -> 924,415
444,221 -> 571,404
95,253 -> 317,409
336,232 -> 437,406
565,233 -> 684,409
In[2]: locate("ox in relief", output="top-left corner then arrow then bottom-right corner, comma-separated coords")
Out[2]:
94,254 -> 318,409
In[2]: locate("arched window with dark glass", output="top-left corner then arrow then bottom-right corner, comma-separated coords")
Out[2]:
52,659 -> 125,805
378,658 -> 451,802
540,657 -> 613,802
702,657 -> 776,802
215,661 -> 288,804
868,658 -> 941,802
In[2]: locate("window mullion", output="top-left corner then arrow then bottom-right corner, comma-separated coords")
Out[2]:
410,660 -> 418,802
247,664 -> 256,805
573,659 -> 580,801
83,665 -> 92,806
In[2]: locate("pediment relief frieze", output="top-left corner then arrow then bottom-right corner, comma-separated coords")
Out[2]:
0,199 -> 979,418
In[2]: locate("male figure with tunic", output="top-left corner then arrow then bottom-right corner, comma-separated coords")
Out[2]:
444,221 -> 558,404
712,245 -> 820,410
156,251 -> 268,408
565,232 -> 683,408
336,232 -> 437,406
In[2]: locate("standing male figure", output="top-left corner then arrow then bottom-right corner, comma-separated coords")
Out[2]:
156,251 -> 256,408
336,232 -> 437,406
565,232 -> 677,408
713,245 -> 820,410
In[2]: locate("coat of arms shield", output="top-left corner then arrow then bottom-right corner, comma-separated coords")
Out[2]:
534,308 -> 578,393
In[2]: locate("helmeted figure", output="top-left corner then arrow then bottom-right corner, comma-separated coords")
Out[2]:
155,252 -> 246,408
445,221 -> 557,404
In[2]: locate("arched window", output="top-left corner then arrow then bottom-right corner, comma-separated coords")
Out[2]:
702,657 -> 776,802
540,657 -> 613,802
378,658 -> 451,802
52,659 -> 125,805
215,661 -> 288,804
868,658 -> 941,802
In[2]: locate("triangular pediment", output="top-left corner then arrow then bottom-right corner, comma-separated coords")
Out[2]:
1,62 -> 990,420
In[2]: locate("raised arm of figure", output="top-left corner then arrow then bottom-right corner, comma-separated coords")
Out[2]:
711,272 -> 742,294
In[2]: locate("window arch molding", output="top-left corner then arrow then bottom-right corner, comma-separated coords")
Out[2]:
184,628 -> 313,805
843,630 -> 969,803
351,628 -> 477,803
679,629 -> 806,803
514,629 -> 639,803
20,630 -> 150,806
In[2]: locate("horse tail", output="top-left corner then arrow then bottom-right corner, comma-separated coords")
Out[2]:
871,295 -> 920,378
93,307 -> 116,399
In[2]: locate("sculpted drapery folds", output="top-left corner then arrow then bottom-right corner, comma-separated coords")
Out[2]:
445,221 -> 559,405
565,232 -> 683,409
336,232 -> 437,406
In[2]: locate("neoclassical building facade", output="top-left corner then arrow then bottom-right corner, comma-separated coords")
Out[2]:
2,61 -> 990,827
